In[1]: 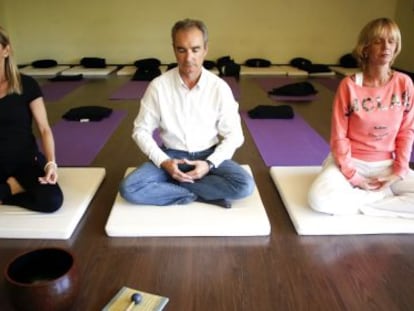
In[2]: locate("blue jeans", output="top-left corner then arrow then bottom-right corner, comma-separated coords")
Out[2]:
119,147 -> 254,205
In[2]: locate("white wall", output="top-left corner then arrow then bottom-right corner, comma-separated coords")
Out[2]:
394,0 -> 414,71
2,0 -> 402,68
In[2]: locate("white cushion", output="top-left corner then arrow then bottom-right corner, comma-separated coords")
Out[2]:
278,65 -> 308,77
329,66 -> 361,76
0,167 -> 105,239
61,65 -> 117,77
116,65 -> 136,76
270,166 -> 414,235
116,65 -> 169,76
20,65 -> 71,77
240,65 -> 287,76
105,165 -> 271,237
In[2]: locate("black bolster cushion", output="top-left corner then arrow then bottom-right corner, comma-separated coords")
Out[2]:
340,53 -> 358,68
268,82 -> 317,96
290,57 -> 312,68
62,106 -> 112,121
80,57 -> 106,68
32,59 -> 58,68
244,58 -> 271,67
203,60 -> 216,70
131,67 -> 161,81
248,105 -> 294,119
134,58 -> 161,69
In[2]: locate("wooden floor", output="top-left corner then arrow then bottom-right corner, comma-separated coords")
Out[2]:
1,72 -> 414,311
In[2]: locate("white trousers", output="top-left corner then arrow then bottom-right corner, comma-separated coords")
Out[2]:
308,154 -> 414,217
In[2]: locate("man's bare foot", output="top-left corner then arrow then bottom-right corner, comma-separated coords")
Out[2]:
6,177 -> 25,195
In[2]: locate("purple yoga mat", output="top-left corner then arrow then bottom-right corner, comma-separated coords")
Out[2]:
109,81 -> 150,100
41,81 -> 87,102
241,111 -> 329,166
222,76 -> 241,101
254,77 -> 318,102
44,110 -> 127,166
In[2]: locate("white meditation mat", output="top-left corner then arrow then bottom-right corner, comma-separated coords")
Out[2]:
0,167 -> 105,240
105,165 -> 271,237
329,66 -> 361,76
308,71 -> 336,77
278,65 -> 308,77
20,65 -> 71,77
60,65 -> 117,77
116,65 -> 136,76
240,65 -> 287,76
270,166 -> 414,235
116,65 -> 169,76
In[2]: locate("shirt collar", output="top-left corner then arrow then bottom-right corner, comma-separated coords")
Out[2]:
174,67 -> 206,90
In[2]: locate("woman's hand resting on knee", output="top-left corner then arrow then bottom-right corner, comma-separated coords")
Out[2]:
39,162 -> 58,184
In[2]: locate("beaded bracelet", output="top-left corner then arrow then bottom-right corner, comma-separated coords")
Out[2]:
44,161 -> 58,171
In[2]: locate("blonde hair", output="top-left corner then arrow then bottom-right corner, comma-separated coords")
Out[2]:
353,17 -> 401,70
0,26 -> 21,94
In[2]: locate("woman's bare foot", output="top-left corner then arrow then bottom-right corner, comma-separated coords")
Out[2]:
6,177 -> 25,195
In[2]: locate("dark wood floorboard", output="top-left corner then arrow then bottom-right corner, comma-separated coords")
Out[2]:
1,73 -> 414,311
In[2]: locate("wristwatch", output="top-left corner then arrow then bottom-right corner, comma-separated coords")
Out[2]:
205,159 -> 215,171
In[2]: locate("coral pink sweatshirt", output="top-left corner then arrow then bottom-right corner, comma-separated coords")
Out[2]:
331,71 -> 414,184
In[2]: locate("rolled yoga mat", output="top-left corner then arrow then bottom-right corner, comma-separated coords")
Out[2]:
41,80 -> 87,102
45,110 -> 127,166
241,111 -> 329,166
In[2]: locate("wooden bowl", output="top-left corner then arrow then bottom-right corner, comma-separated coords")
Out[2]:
4,247 -> 80,311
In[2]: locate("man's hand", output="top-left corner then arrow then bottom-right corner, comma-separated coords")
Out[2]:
161,158 -> 210,183
184,159 -> 210,180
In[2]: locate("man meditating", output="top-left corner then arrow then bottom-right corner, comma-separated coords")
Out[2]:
119,18 -> 254,208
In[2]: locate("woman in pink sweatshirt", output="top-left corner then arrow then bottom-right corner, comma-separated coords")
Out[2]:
308,17 -> 414,218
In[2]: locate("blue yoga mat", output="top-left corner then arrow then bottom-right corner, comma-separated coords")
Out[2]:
241,111 -> 329,166
39,110 -> 127,166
